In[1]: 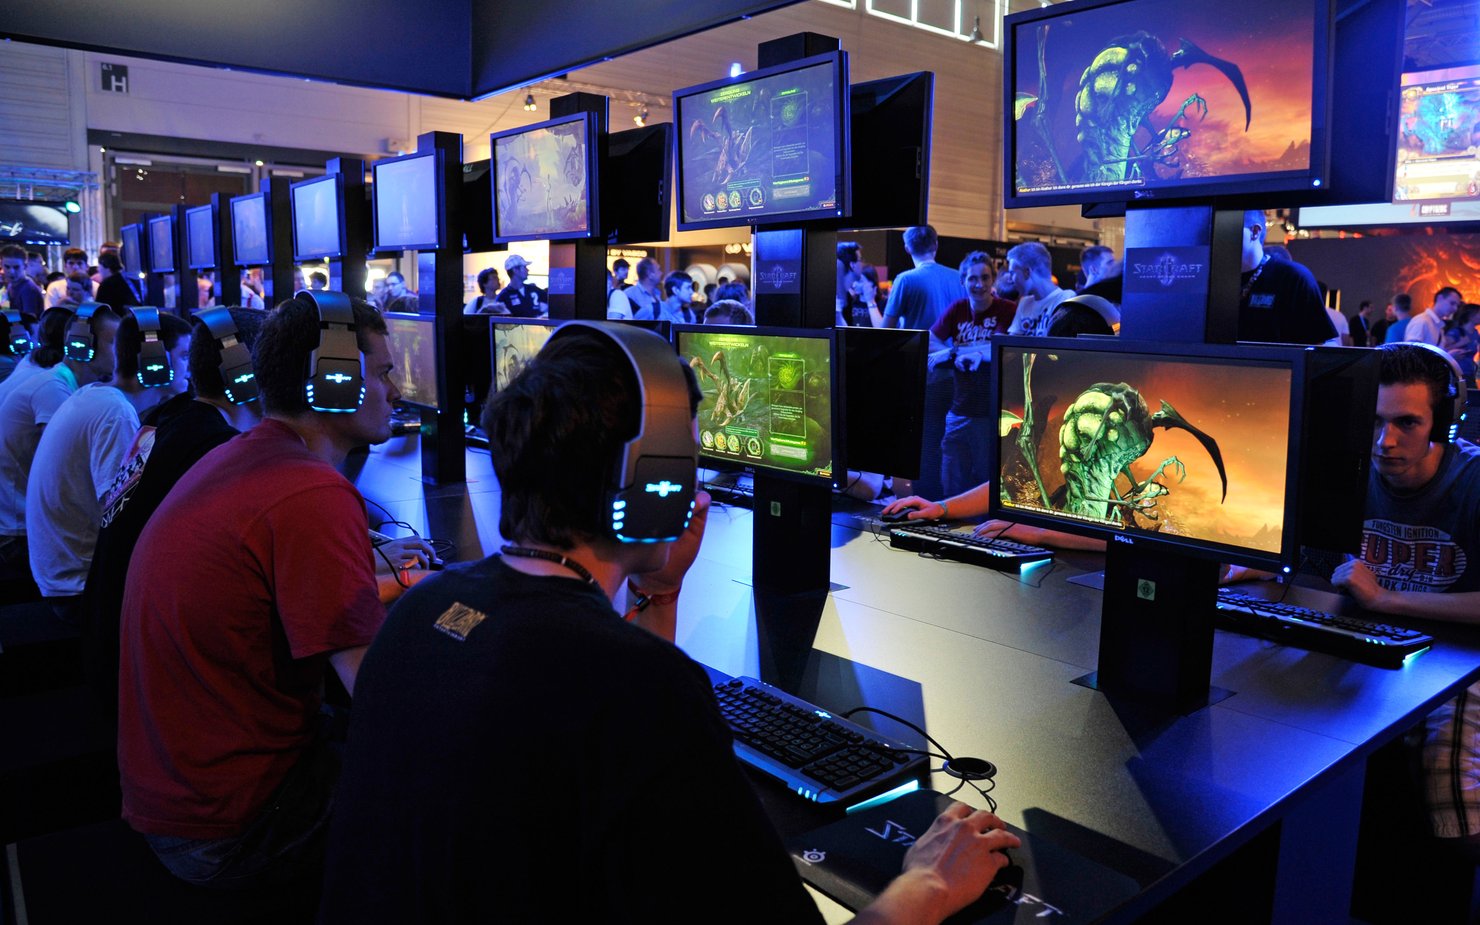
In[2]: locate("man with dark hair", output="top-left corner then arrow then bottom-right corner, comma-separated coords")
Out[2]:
882,225 -> 964,331
91,242 -> 120,285
1405,286 -> 1463,347
606,260 -> 633,320
0,304 -> 119,584
27,311 -> 192,628
117,294 -> 394,888
625,256 -> 662,318
1350,299 -> 1377,347
611,257 -> 630,289
0,310 -> 44,395
320,324 -> 1018,923
496,254 -> 546,317
702,298 -> 753,325
2,244 -> 45,318
24,251 -> 47,291
383,272 -> 418,314
83,308 -> 268,720
1382,293 -> 1414,344
45,247 -> 94,307
639,271 -> 698,324
1238,209 -> 1334,344
1332,343 -> 1480,859
1003,241 -> 1073,336
94,251 -> 140,313
837,240 -> 863,314
310,270 -> 329,290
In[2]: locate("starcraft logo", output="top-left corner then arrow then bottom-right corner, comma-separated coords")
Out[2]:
755,263 -> 800,291
1132,252 -> 1206,288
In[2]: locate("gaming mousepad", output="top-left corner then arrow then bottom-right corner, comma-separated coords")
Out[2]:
787,790 -> 1140,923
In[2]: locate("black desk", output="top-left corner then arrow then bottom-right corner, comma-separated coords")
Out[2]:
351,438 -> 1480,923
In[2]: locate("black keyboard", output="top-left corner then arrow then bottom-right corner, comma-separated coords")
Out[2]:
889,524 -> 1053,570
1214,588 -> 1434,668
711,676 -> 927,806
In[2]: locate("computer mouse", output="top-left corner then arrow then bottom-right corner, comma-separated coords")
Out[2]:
879,509 -> 913,524
427,557 -> 445,571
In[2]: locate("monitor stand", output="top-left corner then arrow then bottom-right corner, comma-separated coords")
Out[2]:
1073,537 -> 1230,714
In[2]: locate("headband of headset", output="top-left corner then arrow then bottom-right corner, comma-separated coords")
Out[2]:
193,307 -> 259,405
547,321 -> 697,543
133,308 -> 173,388
1059,294 -> 1122,333
4,310 -> 30,357
64,301 -> 103,362
1396,341 -> 1468,444
300,289 -> 364,413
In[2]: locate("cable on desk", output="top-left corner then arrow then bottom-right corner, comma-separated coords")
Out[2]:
841,706 -> 998,811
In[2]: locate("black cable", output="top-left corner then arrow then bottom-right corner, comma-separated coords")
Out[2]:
372,542 -> 413,589
840,706 -> 956,763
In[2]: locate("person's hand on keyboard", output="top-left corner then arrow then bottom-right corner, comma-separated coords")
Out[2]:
1332,556 -> 1388,610
881,495 -> 946,521
871,802 -> 1021,923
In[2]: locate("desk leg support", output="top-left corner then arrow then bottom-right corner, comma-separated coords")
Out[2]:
1272,757 -> 1364,924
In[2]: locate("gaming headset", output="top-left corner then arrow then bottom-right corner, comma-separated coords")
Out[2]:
192,306 -> 259,404
545,321 -> 698,543
132,308 -> 173,388
1392,341 -> 1468,444
4,311 -> 31,357
64,301 -> 104,362
299,289 -> 365,413
1058,294 -> 1121,334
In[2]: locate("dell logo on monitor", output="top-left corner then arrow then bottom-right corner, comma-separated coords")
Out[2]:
1112,534 -> 1135,545
644,480 -> 682,498
325,372 -> 353,384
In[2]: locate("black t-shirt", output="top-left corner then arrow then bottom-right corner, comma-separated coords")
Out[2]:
320,557 -> 822,924
81,395 -> 239,718
94,275 -> 140,314
496,282 -> 546,318
1238,256 -> 1335,345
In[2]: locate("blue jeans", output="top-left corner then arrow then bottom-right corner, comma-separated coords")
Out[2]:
940,411 -> 992,499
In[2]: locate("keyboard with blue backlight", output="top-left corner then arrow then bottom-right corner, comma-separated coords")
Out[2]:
711,675 -> 926,807
1214,587 -> 1433,668
888,524 -> 1053,570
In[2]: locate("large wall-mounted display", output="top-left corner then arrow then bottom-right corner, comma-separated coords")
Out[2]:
490,113 -> 599,243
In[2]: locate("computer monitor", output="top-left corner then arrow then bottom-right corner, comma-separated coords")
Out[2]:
384,311 -> 439,411
837,71 -> 933,230
230,192 -> 271,267
0,200 -> 71,245
491,318 -> 559,392
490,112 -> 600,243
989,336 -> 1305,571
1298,346 -> 1378,553
1391,64 -> 1480,208
185,204 -> 217,270
1003,0 -> 1333,209
674,324 -> 835,484
673,50 -> 850,231
147,214 -> 176,274
290,173 -> 347,261
836,326 -> 928,479
601,123 -> 672,244
120,223 -> 145,279
373,150 -> 445,252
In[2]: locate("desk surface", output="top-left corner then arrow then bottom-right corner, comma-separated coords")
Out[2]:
351,439 -> 1480,922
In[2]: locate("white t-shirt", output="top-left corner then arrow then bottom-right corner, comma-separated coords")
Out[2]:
1404,310 -> 1445,347
1324,306 -> 1350,347
1007,287 -> 1073,336
606,286 -> 633,320
46,276 -> 94,308
0,355 -> 50,408
27,383 -> 140,596
0,364 -> 79,535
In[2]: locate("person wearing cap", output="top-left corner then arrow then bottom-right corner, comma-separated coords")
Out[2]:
496,255 -> 546,318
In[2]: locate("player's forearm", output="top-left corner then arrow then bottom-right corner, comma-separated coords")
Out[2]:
941,482 -> 995,521
850,869 -> 953,925
1370,589 -> 1480,625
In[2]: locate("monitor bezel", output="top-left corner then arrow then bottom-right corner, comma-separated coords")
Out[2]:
489,317 -> 561,392
289,173 -> 348,262
672,50 -> 852,233
229,191 -> 272,267
489,111 -> 601,244
672,321 -> 838,486
120,222 -> 145,280
1000,0 -> 1335,211
987,335 -> 1307,571
146,213 -> 176,274
185,204 -> 218,270
834,325 -> 929,480
372,149 -> 447,253
383,309 -> 440,412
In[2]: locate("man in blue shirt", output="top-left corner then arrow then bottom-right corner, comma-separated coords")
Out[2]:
881,225 -> 965,331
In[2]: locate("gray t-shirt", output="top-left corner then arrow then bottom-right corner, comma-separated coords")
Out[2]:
1361,439 -> 1480,594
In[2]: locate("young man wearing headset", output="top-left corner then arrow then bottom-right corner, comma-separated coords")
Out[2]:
320,322 -> 1019,924
116,292 -> 397,889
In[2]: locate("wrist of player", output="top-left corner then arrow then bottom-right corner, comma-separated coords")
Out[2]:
627,579 -> 681,602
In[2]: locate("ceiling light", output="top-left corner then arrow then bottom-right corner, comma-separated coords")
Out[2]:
523,94 -> 537,112
968,16 -> 984,43
634,108 -> 649,127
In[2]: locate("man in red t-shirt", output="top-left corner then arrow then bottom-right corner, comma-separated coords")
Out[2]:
929,252 -> 1017,497
118,292 -> 398,889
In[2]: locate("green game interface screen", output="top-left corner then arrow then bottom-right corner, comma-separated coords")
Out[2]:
677,328 -> 833,481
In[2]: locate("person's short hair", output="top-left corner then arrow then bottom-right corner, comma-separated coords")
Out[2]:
612,258 -> 629,275
1392,293 -> 1412,314
663,271 -> 692,298
1265,244 -> 1292,262
63,248 -> 88,265
704,300 -> 753,325
1359,300 -> 1372,310
1080,245 -> 1112,276
713,282 -> 748,304
31,308 -> 76,368
482,326 -> 701,548
959,250 -> 993,282
1379,342 -> 1459,429
191,307 -> 267,401
0,244 -> 25,262
310,271 -> 328,287
902,225 -> 938,258
837,241 -> 860,265
386,272 -> 405,285
252,294 -> 387,415
1436,286 -> 1462,304
636,257 -> 660,283
477,267 -> 501,290
99,252 -> 124,274
1243,209 -> 1267,241
66,272 -> 89,289
99,241 -> 121,254
116,310 -> 192,380
1005,241 -> 1051,279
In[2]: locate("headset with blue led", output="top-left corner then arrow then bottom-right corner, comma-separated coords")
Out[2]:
64,301 -> 105,362
546,321 -> 698,543
300,290 -> 365,413
4,311 -> 31,357
131,308 -> 175,388
193,306 -> 259,404
1392,341 -> 1468,444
